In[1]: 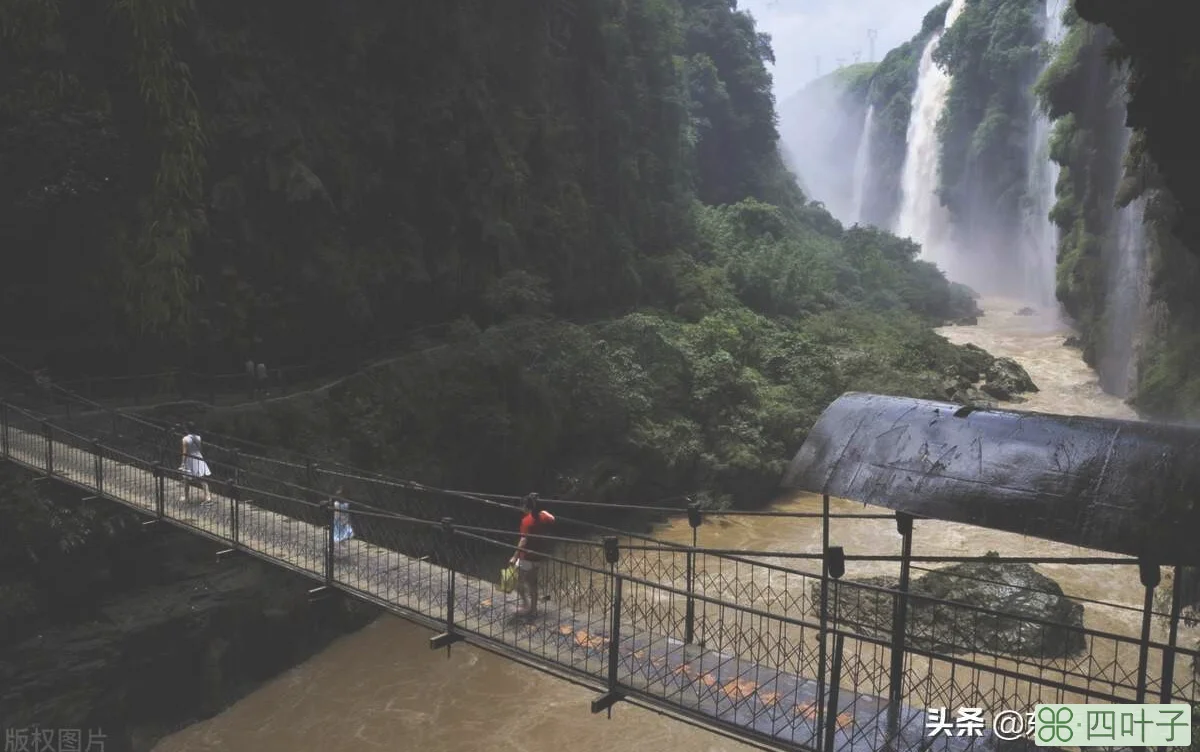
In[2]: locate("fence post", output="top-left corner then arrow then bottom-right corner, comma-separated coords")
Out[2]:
1,402 -> 8,458
591,567 -> 625,715
886,512 -> 915,743
430,517 -> 464,653
230,482 -> 240,548
1160,565 -> 1184,704
325,499 -> 336,586
42,421 -> 53,477
816,494 -> 831,748
685,500 -> 702,645
1136,557 -> 1160,703
92,439 -> 103,496
823,632 -> 847,752
153,464 -> 165,519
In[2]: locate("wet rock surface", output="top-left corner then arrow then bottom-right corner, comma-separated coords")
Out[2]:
813,557 -> 1086,658
940,345 -> 1038,406
982,357 -> 1039,400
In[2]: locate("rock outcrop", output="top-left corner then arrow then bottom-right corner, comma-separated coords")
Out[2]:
981,357 -> 1039,400
940,345 -> 1038,406
813,555 -> 1085,659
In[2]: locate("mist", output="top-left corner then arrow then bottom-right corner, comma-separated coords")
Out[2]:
777,76 -> 870,224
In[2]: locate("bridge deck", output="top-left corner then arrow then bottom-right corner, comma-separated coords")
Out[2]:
1,426 -> 982,752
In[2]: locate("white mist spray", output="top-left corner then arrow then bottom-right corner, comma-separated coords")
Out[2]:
895,0 -> 969,276
1019,0 -> 1068,312
850,106 -> 875,225
1100,178 -> 1149,398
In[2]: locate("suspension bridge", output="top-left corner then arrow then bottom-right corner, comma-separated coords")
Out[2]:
1,359 -> 1197,752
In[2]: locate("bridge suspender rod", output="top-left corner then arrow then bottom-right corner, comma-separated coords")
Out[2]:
431,518 -> 463,653
325,498 -> 336,586
684,500 -> 701,645
816,494 -> 831,750
1160,564 -> 1184,704
42,421 -> 52,477
823,632 -> 846,752
93,439 -> 103,496
886,512 -> 914,744
1135,558 -> 1160,702
591,537 -> 624,715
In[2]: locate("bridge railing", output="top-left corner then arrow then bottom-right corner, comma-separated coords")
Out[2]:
3,377 -> 1200,748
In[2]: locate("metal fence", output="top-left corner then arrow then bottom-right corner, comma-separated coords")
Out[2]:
1,366 -> 1197,751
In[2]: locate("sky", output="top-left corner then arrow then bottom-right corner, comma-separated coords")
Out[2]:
737,0 -> 939,101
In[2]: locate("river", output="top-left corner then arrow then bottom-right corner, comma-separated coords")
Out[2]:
154,298 -> 1187,752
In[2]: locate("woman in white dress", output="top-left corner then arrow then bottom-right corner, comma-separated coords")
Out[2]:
179,423 -> 212,503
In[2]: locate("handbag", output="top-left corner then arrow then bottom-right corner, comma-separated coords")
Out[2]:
498,564 -> 517,594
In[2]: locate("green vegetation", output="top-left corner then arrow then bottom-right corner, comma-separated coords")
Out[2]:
934,0 -> 1042,254
1121,133 -> 1200,418
1075,0 -> 1200,255
1068,0 -> 1200,425
4,0 -> 984,512
830,62 -> 879,98
860,1 -> 950,227
213,213 -> 982,508
1034,15 -> 1126,366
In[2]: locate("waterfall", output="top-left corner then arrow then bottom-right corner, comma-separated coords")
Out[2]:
895,0 -> 969,277
850,106 -> 875,225
1099,192 -> 1149,398
1018,0 -> 1068,311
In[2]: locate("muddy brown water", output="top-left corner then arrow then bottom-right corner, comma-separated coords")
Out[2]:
155,299 -> 1196,752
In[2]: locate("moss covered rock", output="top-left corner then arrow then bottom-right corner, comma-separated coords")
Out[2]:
816,557 -> 1085,659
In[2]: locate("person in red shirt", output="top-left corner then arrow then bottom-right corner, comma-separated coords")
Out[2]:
509,493 -> 555,616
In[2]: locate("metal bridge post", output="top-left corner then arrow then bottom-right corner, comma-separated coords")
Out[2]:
591,537 -> 624,715
1160,565 -> 1184,704
1,402 -> 9,458
886,512 -> 914,744
685,500 -> 702,645
92,439 -> 103,496
816,494 -> 831,749
823,632 -> 846,752
1136,557 -> 1160,703
430,518 -> 464,653
325,498 -> 336,586
42,421 -> 53,477
153,464 -> 165,519
230,482 -> 240,548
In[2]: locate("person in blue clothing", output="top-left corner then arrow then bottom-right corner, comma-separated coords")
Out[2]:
331,486 -> 355,543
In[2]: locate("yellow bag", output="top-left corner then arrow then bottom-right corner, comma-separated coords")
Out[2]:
498,565 -> 517,594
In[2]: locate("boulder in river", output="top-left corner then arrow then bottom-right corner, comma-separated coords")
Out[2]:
1063,335 -> 1082,348
1015,307 -> 1036,316
814,555 -> 1086,659
982,357 -> 1038,400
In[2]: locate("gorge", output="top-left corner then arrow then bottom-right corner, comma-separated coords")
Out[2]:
2,0 -> 1200,749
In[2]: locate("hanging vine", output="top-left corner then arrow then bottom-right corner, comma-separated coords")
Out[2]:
109,0 -> 206,337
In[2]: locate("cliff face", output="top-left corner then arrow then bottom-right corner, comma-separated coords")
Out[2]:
933,0 -> 1042,292
0,467 -> 378,750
